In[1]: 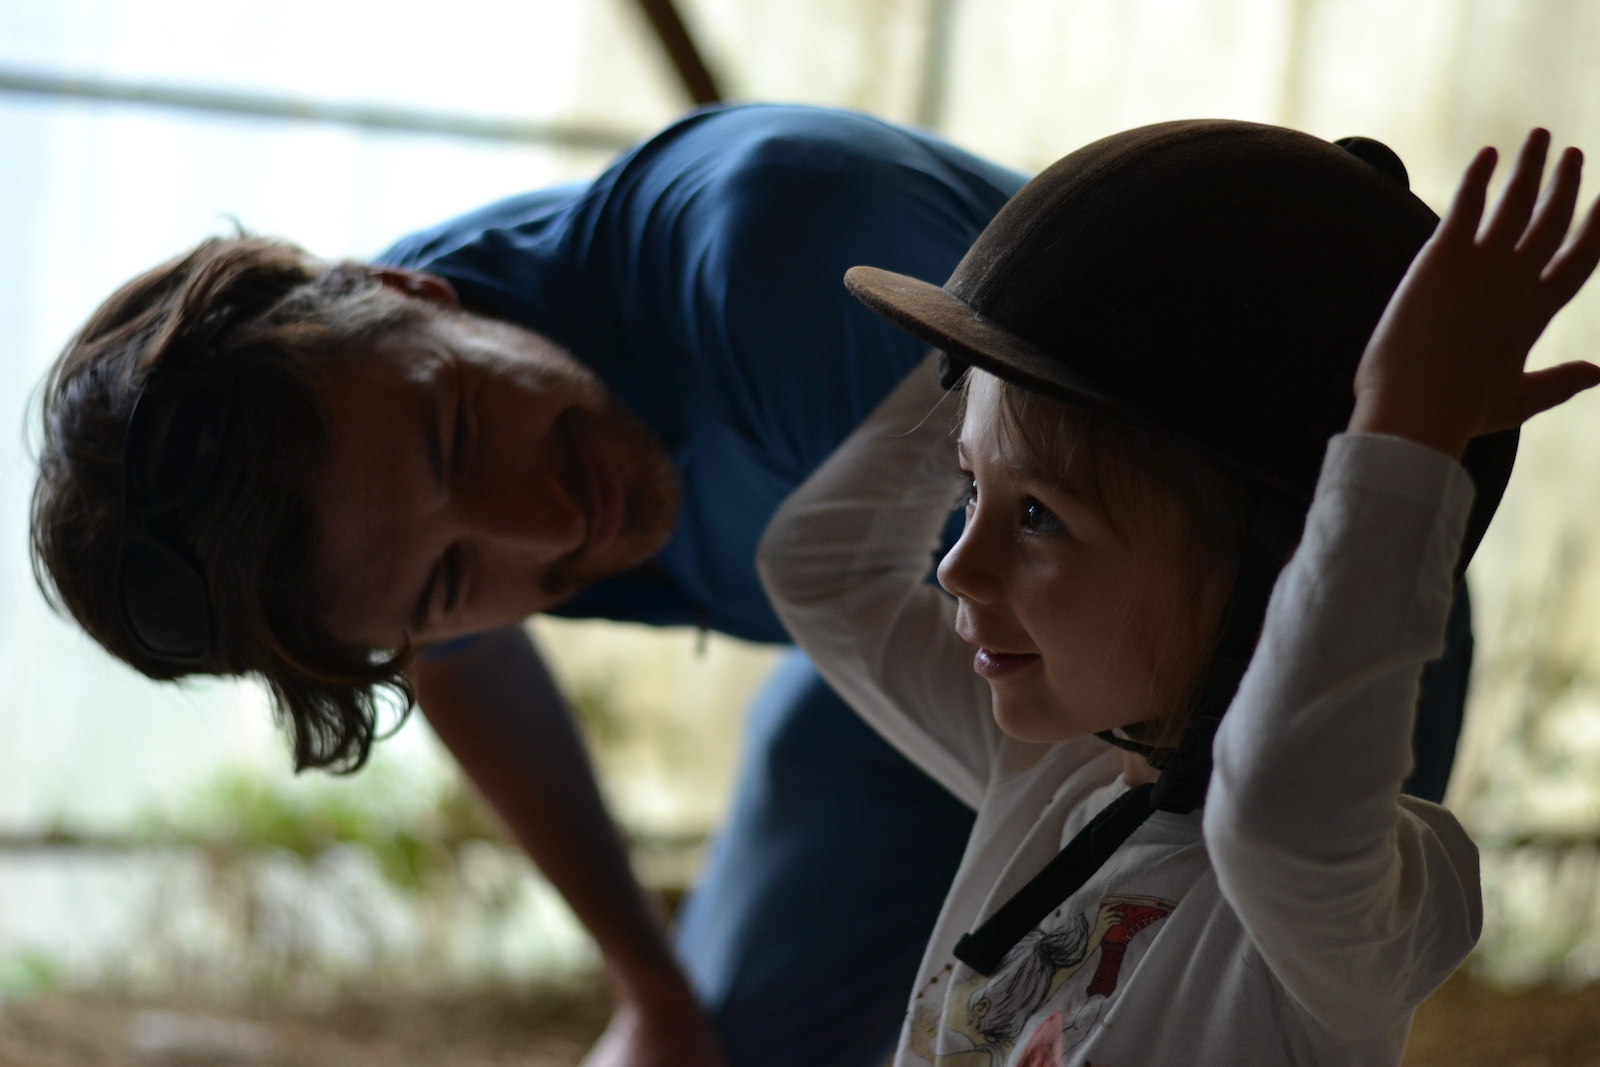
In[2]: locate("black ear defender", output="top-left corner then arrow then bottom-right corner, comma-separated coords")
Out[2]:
116,306 -> 243,666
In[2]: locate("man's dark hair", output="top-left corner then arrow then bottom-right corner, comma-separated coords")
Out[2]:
31,233 -> 432,772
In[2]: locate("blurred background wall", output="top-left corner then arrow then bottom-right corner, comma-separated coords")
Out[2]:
1,0 -> 1599,997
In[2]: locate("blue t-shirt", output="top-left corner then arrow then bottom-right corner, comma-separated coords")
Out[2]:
379,104 -> 1024,644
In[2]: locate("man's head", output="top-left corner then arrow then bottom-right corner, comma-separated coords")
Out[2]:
308,297 -> 681,650
31,234 -> 679,771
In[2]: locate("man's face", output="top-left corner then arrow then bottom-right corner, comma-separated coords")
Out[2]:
310,311 -> 680,651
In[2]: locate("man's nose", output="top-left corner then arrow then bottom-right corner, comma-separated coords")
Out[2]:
455,465 -> 588,559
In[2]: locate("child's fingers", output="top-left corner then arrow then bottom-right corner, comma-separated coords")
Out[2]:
1541,194 -> 1600,308
1511,361 -> 1600,424
1437,147 -> 1498,247
1517,147 -> 1584,267
1480,129 -> 1551,249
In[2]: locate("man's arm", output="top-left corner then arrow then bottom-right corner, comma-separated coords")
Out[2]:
412,624 -> 723,1067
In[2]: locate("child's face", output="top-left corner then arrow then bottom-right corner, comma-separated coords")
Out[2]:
938,374 -> 1181,744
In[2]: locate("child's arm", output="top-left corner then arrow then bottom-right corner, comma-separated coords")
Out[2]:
1206,431 -> 1480,1035
1205,129 -> 1600,1037
758,354 -> 1002,808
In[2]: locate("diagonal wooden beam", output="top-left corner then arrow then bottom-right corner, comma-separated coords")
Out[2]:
633,0 -> 723,106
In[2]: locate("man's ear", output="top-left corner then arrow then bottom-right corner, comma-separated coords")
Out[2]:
370,268 -> 460,310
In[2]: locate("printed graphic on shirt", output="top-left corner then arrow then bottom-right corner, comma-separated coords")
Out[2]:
906,894 -> 1175,1067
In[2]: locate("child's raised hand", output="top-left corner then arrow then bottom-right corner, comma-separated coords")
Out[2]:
1350,128 -> 1600,459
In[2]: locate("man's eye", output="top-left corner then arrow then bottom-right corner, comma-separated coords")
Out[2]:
1022,499 -> 1065,534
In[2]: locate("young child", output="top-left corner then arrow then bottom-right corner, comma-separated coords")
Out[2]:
758,121 -> 1600,1065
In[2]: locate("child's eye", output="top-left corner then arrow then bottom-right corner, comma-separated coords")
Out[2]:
955,475 -> 977,511
1022,498 -> 1065,534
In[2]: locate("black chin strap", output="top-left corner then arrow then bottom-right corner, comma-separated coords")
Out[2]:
1093,728 -> 1162,760
952,487 -> 1304,976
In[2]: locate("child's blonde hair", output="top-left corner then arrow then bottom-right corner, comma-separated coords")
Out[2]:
966,370 -> 1253,749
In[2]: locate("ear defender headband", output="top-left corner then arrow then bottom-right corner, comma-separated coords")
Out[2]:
116,307 -> 242,666
844,119 -> 1518,976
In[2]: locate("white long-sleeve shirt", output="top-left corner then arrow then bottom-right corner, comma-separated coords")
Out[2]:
757,355 -> 1481,1067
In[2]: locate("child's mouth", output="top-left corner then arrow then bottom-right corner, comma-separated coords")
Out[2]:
973,648 -> 1039,678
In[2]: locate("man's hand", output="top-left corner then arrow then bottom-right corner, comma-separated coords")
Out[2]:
1350,127 -> 1600,457
584,963 -> 728,1067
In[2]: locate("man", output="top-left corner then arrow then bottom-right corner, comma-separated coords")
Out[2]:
30,103 -> 1471,1067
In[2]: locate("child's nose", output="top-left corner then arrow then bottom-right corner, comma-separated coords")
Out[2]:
937,527 -> 1003,605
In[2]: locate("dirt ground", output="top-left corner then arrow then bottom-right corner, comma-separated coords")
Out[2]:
0,983 -> 612,1067
1403,972 -> 1600,1067
4,971 -> 1600,1066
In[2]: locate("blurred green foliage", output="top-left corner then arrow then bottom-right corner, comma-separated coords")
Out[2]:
567,677 -> 629,749
0,680 -> 681,1004
133,759 -> 508,897
0,952 -> 64,995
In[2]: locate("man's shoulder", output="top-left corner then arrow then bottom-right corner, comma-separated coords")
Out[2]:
369,107 -> 936,275
623,104 -> 1023,223
644,104 -> 944,179
375,105 -> 1021,276
374,184 -> 588,271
